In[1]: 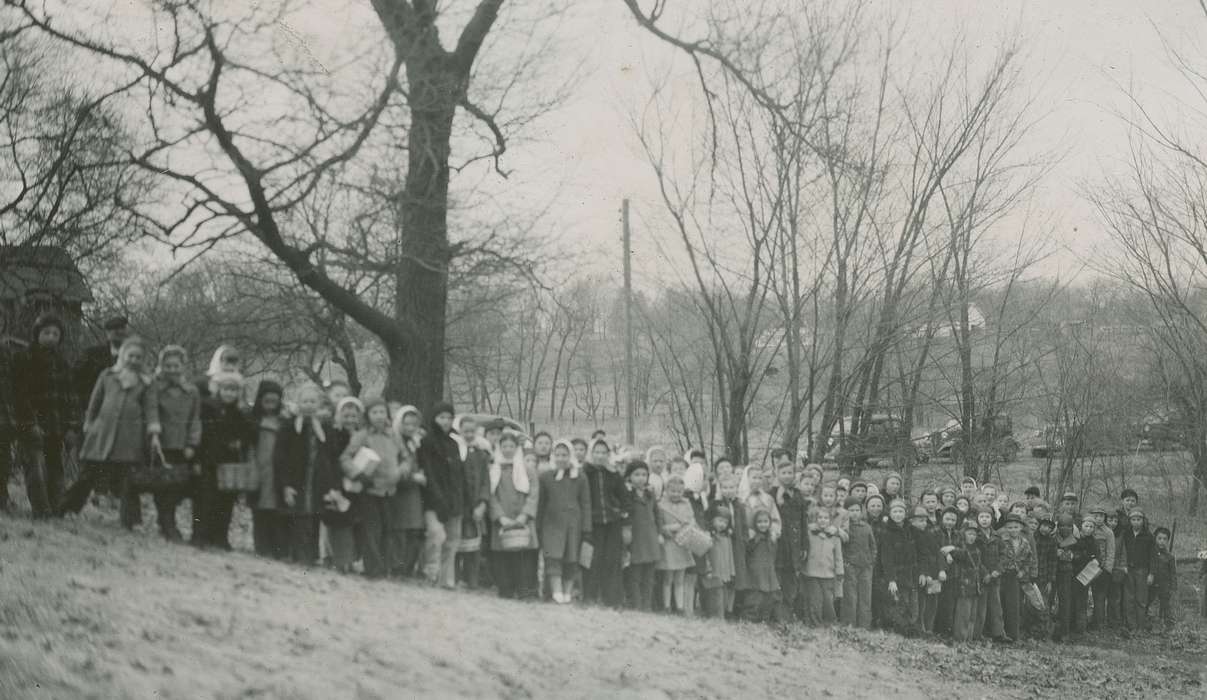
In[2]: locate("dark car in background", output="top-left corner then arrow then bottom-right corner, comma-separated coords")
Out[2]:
825,413 -> 918,470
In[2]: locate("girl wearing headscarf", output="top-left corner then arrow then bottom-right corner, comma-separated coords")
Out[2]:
453,415 -> 491,589
145,345 -> 202,541
275,384 -> 346,566
248,380 -> 286,559
488,431 -> 540,599
198,345 -> 240,399
390,405 -> 428,577
537,439 -> 591,603
59,336 -> 151,529
582,437 -> 629,608
340,396 -> 405,579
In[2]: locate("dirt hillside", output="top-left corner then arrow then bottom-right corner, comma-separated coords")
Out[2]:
0,511 -> 1203,699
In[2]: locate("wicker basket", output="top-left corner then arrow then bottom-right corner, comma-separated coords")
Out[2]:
217,462 -> 259,492
498,526 -> 531,551
674,524 -> 713,556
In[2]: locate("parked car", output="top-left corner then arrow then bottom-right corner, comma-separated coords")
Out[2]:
928,414 -> 1019,464
1136,412 -> 1186,452
825,413 -> 918,470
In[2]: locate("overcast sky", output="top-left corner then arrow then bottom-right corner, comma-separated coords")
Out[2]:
96,0 -> 1206,288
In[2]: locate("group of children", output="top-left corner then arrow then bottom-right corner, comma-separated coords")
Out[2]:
0,321 -> 1186,644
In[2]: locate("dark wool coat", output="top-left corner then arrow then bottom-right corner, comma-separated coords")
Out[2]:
0,344 -> 14,433
746,533 -> 780,593
14,344 -> 78,437
417,419 -> 466,523
626,486 -> 662,566
460,445 -> 492,540
537,467 -> 593,562
913,525 -> 945,579
274,417 -> 346,525
1122,520 -> 1159,572
719,496 -> 751,590
74,343 -> 116,410
948,546 -> 984,597
770,486 -> 811,575
844,519 -> 878,570
198,397 -> 248,466
584,463 -> 629,526
878,520 -> 917,588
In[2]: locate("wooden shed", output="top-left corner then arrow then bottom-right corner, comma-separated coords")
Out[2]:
0,245 -> 92,358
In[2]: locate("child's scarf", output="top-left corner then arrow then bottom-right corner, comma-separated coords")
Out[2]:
294,415 -> 326,443
552,439 -> 580,480
112,342 -> 150,390
489,447 -> 530,494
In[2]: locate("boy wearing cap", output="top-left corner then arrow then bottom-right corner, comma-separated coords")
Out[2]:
911,504 -> 944,635
997,513 -> 1037,642
1121,508 -> 1158,631
1052,512 -> 1095,641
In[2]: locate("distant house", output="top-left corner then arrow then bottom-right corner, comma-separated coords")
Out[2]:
0,245 -> 92,357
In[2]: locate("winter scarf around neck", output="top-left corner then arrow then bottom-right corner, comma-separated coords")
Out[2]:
489,448 -> 530,494
552,439 -> 581,480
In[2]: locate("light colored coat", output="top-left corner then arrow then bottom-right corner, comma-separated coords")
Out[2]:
489,463 -> 540,551
804,526 -> 845,579
80,369 -> 151,464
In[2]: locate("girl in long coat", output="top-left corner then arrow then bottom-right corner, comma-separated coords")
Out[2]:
193,371 -> 248,550
248,380 -> 287,559
489,432 -> 540,600
538,439 -> 591,604
390,405 -> 427,578
59,337 -> 151,529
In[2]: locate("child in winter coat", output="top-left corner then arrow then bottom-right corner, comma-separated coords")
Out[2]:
60,336 -> 151,530
1121,508 -> 1158,631
770,460 -> 811,622
997,513 -> 1038,642
1052,512 -> 1095,641
743,509 -> 780,623
803,508 -> 844,626
276,384 -> 345,566
624,460 -> 661,611
701,504 -> 737,619
144,345 -> 202,541
488,432 -> 540,600
911,505 -> 944,635
659,474 -> 700,616
743,466 -> 781,540
340,397 -> 405,578
248,380 -> 287,560
192,371 -> 247,550
454,415 -> 491,589
14,314 -> 80,518
418,401 -> 467,588
934,507 -> 962,635
841,497 -> 877,629
974,507 -> 1007,641
538,439 -> 592,604
947,521 -> 985,642
879,499 -> 918,635
390,405 -> 428,577
1151,526 -> 1177,631
583,438 -> 629,608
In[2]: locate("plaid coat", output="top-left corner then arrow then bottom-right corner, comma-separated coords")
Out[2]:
14,345 -> 79,436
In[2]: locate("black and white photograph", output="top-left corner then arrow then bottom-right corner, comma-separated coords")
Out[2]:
2,0 -> 1207,697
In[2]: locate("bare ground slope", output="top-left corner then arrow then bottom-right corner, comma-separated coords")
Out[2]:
0,513 -> 1203,699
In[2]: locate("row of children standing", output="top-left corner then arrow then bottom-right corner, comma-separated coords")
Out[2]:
0,323 -> 1184,640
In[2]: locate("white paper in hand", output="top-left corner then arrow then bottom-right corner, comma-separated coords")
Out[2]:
350,447 -> 382,477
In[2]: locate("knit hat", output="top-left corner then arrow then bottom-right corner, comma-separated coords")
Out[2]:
888,499 -> 908,514
910,505 -> 929,520
940,506 -> 960,520
625,460 -> 650,479
851,481 -> 867,490
1003,513 -> 1025,526
709,504 -> 733,524
1024,485 -> 1041,498
30,313 -> 65,344
1128,508 -> 1145,519
1088,503 -> 1109,516
962,520 -> 981,532
430,401 -> 455,420
865,494 -> 885,509
843,495 -> 863,509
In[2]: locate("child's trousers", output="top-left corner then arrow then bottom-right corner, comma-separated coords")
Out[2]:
1090,575 -> 1112,629
423,512 -> 461,587
391,528 -> 425,578
358,494 -> 394,578
1052,574 -> 1087,639
1124,568 -> 1151,631
328,523 -> 357,572
583,522 -> 625,608
917,591 -> 939,634
286,515 -> 320,565
775,568 -> 802,623
624,562 -> 656,611
456,550 -> 482,588
1154,582 -> 1175,628
803,576 -> 836,625
841,563 -> 874,628
975,578 -> 1005,639
953,595 -> 978,641
252,508 -> 289,560
999,571 -> 1022,640
935,581 -> 957,635
701,583 -> 735,619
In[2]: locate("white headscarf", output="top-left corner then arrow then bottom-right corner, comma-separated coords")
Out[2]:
489,438 -> 530,494
392,405 -> 421,450
552,439 -> 580,480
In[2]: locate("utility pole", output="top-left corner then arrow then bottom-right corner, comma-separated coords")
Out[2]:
623,199 -> 635,446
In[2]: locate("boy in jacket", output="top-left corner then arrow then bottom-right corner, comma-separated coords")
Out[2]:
841,496 -> 877,629
1121,508 -> 1158,631
1150,526 -> 1177,631
1052,512 -> 1096,641
769,459 -> 811,622
879,499 -> 918,636
417,401 -> 467,588
911,505 -> 945,635
997,513 -> 1038,642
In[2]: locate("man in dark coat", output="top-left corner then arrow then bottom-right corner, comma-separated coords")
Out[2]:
74,316 -> 129,413
768,453 -> 811,622
418,401 -> 466,589
13,314 -> 80,517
